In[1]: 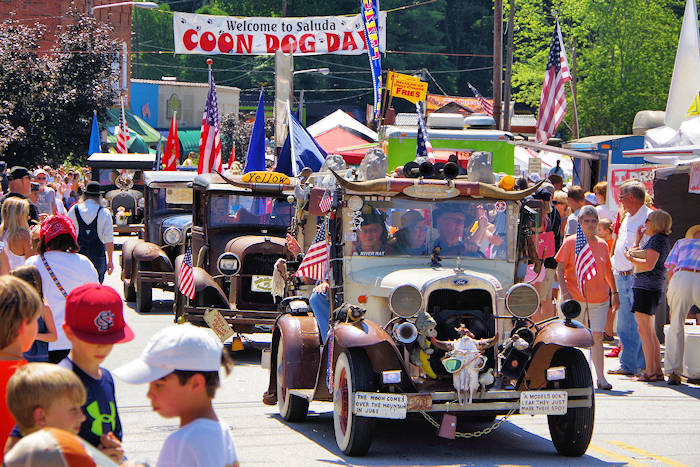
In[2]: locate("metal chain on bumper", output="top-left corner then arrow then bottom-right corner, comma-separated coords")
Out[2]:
418,408 -> 517,438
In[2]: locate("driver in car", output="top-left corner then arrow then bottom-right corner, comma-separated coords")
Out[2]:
432,204 -> 482,257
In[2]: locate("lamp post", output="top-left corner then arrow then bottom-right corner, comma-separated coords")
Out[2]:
293,68 -> 330,123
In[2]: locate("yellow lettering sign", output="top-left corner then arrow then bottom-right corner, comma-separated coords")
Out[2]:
241,171 -> 291,184
390,72 -> 428,104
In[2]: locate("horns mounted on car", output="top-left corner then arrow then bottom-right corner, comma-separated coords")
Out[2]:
330,169 -> 544,200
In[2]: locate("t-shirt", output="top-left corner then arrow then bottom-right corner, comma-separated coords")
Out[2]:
632,233 -> 670,291
58,358 -> 122,448
157,418 -> 239,467
35,186 -> 56,215
25,252 -> 98,351
0,360 -> 26,463
564,208 -> 581,237
612,205 -> 652,272
555,234 -> 613,303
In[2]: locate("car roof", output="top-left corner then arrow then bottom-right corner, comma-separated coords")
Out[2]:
193,172 -> 297,194
87,153 -> 156,169
144,171 -> 198,185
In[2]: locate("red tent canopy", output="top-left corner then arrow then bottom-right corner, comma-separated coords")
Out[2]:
314,127 -> 376,165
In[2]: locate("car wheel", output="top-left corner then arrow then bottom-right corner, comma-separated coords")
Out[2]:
136,280 -> 152,313
276,337 -> 309,422
124,280 -> 136,302
333,349 -> 376,456
547,347 -> 595,457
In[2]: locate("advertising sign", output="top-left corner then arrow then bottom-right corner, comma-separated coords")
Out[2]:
426,94 -> 493,114
174,11 -> 386,56
609,165 -> 659,204
388,71 -> 428,104
361,0 -> 382,119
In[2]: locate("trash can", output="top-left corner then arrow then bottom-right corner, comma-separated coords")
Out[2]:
664,324 -> 700,379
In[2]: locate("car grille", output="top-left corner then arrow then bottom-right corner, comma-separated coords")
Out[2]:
239,254 -> 282,309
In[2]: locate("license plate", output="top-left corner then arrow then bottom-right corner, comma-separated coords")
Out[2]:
520,390 -> 568,415
353,392 -> 407,419
251,275 -> 272,292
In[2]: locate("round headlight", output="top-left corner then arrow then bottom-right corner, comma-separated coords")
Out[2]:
217,252 -> 240,276
505,283 -> 540,319
389,285 -> 422,318
163,227 -> 182,246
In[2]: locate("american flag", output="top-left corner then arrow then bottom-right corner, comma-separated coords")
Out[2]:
574,223 -> 598,294
535,21 -> 571,144
295,219 -> 328,281
467,82 -> 494,116
198,70 -> 222,174
319,189 -> 332,213
162,111 -> 179,171
179,245 -> 195,300
116,95 -> 130,154
415,103 -> 434,160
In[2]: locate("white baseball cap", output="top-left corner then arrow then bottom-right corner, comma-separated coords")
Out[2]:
528,173 -> 541,183
113,324 -> 223,384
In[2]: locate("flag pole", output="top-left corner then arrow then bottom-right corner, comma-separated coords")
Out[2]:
568,41 -> 580,139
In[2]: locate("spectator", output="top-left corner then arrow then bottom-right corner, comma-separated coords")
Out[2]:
552,190 -> 569,238
67,182 -> 114,283
182,151 -> 196,167
4,428 -> 117,467
555,206 -> 619,390
0,276 -> 42,461
584,192 -> 598,206
597,218 -> 615,253
25,215 -> 98,364
564,186 -> 586,236
0,167 -> 39,225
114,324 -> 239,467
663,224 -> 700,385
28,183 -> 39,206
548,173 -> 564,192
608,180 -> 651,377
593,181 -> 615,222
548,159 -> 565,180
33,170 -> 57,217
533,184 -> 559,320
624,210 -> 672,382
0,198 -> 35,270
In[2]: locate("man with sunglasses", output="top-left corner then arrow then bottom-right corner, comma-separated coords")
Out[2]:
0,167 -> 40,225
33,169 -> 57,217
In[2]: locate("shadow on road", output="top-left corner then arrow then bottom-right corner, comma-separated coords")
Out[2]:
125,300 -> 176,316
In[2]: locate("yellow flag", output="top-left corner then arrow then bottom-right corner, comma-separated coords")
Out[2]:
686,93 -> 700,116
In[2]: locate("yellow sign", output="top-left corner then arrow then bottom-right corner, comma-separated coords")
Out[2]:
241,171 -> 290,184
388,71 -> 428,104
687,93 -> 700,116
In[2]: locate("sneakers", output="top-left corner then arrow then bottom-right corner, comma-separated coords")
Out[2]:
607,367 -> 634,376
667,373 -> 682,385
605,347 -> 621,358
602,333 -> 615,343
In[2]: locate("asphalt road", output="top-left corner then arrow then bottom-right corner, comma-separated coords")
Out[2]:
102,245 -> 700,467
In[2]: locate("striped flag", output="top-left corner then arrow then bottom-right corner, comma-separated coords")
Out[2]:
574,223 -> 598,294
295,219 -> 328,281
416,103 -> 434,160
179,245 -> 196,300
467,83 -> 494,116
536,21 -> 571,144
319,189 -> 332,213
198,70 -> 222,174
162,111 -> 179,171
116,95 -> 130,154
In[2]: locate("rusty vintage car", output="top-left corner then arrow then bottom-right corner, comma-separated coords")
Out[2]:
121,171 -> 196,313
263,166 -> 595,457
173,171 -> 297,334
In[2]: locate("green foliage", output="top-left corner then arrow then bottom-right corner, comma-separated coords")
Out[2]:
0,9 -> 120,166
220,111 -> 274,166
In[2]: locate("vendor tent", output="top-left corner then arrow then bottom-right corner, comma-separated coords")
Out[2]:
104,108 -> 162,150
307,109 -> 378,165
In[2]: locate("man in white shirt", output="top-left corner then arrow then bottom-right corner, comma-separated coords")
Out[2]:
608,180 -> 650,376
68,182 -> 114,283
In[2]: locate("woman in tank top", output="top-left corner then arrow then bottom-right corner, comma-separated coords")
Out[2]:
0,198 -> 35,270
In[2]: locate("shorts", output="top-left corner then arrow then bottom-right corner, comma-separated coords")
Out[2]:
632,288 -> 662,316
559,300 -> 608,332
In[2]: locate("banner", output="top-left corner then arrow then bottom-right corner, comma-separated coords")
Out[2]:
388,71 -> 427,104
361,0 -> 382,119
174,11 -> 386,55
426,94 -> 493,114
609,166 -> 659,202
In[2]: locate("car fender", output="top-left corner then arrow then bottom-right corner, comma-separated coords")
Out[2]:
121,238 -> 141,281
268,313 -> 321,396
174,255 -> 229,308
520,320 -> 593,390
133,241 -> 173,272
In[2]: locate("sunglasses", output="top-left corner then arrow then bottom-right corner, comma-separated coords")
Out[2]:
552,200 -> 563,205
441,354 -> 486,374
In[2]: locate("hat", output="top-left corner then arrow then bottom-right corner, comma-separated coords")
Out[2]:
0,161 -> 6,170
584,192 -> 598,206
40,215 -> 77,244
540,181 -> 555,195
114,324 -> 222,384
85,181 -> 101,196
686,224 -> 700,239
498,175 -> 515,191
4,428 -> 117,467
8,166 -> 30,181
359,206 -> 385,227
65,284 -> 134,345
533,189 -> 552,201
33,169 -> 47,177
528,173 -> 541,183
401,210 -> 425,228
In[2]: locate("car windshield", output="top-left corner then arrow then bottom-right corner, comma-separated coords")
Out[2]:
346,197 -> 511,259
150,185 -> 192,213
210,193 -> 294,228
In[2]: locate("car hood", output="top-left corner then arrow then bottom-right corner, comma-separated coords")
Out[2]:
161,214 -> 193,231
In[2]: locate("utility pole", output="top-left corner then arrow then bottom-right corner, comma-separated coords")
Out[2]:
492,0 -> 503,130
502,0 -> 515,131
570,42 -> 580,139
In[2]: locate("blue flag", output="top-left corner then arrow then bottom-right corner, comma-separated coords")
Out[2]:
274,135 -> 293,176
284,104 -> 327,176
88,112 -> 101,155
361,0 -> 382,120
244,90 -> 266,173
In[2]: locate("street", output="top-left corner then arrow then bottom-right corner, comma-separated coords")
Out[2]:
102,247 -> 700,467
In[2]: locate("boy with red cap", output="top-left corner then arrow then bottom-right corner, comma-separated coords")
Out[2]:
5,283 -> 133,464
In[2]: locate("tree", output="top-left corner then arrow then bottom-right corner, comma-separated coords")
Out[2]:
0,9 -> 121,167
220,111 -> 273,167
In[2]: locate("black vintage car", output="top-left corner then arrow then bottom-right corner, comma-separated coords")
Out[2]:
86,153 -> 156,234
173,172 -> 296,334
121,171 -> 196,313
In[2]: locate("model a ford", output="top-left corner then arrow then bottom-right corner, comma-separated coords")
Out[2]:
263,166 -> 595,457
121,171 -> 196,313
173,171 -> 296,334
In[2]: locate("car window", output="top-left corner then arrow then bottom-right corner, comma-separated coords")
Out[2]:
209,193 -> 294,228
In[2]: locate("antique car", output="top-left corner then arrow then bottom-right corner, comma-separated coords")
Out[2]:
121,171 -> 196,313
173,171 -> 297,334
263,166 -> 595,457
86,153 -> 156,234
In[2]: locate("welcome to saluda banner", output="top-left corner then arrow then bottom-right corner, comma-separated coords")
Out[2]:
173,11 -> 387,56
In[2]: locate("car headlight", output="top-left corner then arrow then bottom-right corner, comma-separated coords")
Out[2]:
163,227 -> 182,246
389,285 -> 422,318
505,283 -> 540,319
217,252 -> 241,276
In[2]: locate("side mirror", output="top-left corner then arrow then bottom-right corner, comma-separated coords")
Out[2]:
560,299 -> 581,326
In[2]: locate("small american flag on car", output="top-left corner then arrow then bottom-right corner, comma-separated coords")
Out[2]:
179,245 -> 196,300
319,189 -> 332,213
295,219 -> 328,281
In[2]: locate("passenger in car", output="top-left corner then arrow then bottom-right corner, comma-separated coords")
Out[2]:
389,210 -> 428,256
